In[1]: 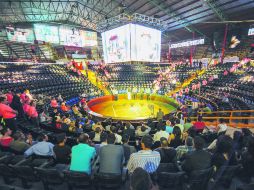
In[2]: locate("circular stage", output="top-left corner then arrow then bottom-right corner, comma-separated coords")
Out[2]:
87,94 -> 178,121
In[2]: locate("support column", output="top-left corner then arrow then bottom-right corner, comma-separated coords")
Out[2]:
221,24 -> 228,64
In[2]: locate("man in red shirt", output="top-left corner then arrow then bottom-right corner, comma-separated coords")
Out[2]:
193,116 -> 206,133
0,96 -> 18,132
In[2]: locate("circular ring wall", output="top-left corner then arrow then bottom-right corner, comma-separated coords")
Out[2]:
87,94 -> 178,121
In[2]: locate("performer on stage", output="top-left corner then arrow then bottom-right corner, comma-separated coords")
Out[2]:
145,87 -> 151,100
127,86 -> 131,100
132,86 -> 138,100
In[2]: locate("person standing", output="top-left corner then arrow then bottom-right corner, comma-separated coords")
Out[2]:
0,96 -> 18,132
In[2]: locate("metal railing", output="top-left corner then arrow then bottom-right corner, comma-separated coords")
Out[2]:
188,110 -> 254,128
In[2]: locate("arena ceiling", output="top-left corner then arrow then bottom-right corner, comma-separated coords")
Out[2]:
0,0 -> 253,42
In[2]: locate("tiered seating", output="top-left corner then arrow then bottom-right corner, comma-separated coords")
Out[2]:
188,62 -> 254,111
0,41 -> 11,60
0,63 -> 102,100
89,63 -> 200,95
8,42 -> 33,60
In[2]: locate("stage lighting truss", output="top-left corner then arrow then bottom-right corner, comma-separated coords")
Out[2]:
97,13 -> 168,32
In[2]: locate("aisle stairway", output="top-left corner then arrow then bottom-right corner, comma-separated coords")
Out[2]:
81,69 -> 111,95
168,69 -> 206,96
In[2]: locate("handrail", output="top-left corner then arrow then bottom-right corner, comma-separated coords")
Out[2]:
199,110 -> 254,114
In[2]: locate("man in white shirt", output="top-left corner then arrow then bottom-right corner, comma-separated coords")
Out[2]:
110,126 -> 122,144
127,135 -> 160,174
153,124 -> 169,142
217,118 -> 228,134
135,124 -> 151,137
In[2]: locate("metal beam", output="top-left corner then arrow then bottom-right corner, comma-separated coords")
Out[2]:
203,0 -> 227,21
146,0 -> 207,37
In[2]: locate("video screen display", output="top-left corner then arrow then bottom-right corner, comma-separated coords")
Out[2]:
102,24 -> 131,63
34,24 -> 59,44
7,28 -> 34,43
131,24 -> 161,62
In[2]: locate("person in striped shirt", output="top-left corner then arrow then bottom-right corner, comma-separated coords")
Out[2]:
127,135 -> 161,174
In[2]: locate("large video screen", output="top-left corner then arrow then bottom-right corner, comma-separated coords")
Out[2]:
131,24 -> 161,62
7,28 -> 34,43
102,24 -> 131,63
34,24 -> 59,44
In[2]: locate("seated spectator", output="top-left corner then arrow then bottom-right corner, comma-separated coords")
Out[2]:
55,112 -> 63,129
174,118 -> 184,132
53,133 -> 71,165
23,100 -> 30,115
39,110 -> 51,123
10,131 -> 30,153
57,94 -> 63,103
0,128 -> 13,147
92,121 -> 104,132
70,133 -> 95,174
183,118 -> 192,132
175,136 -> 194,161
0,96 -> 18,132
75,118 -> 83,133
61,102 -> 69,112
68,121 -> 76,132
130,168 -> 157,190
93,127 -> 102,142
240,137 -> 254,183
98,133 -> 124,174
110,126 -> 122,144
217,118 -> 228,134
193,116 -> 206,133
212,135 -> 237,171
127,135 -> 160,174
241,128 -> 253,148
10,94 -> 25,119
6,91 -> 13,104
169,126 -> 183,148
155,137 -> 176,163
24,134 -> 54,157
153,124 -> 169,142
123,122 -> 135,139
122,134 -> 136,164
182,136 -> 211,174
50,97 -> 58,108
95,132 -> 108,154
135,123 -> 151,137
72,105 -> 82,117
27,101 -> 39,127
63,114 -> 71,125
165,120 -> 173,134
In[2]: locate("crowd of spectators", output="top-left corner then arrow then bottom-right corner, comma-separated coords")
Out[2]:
0,88 -> 253,189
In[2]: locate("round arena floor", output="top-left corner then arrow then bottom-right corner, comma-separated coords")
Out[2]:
87,94 -> 178,121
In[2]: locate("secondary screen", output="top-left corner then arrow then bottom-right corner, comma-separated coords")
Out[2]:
131,24 -> 161,62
